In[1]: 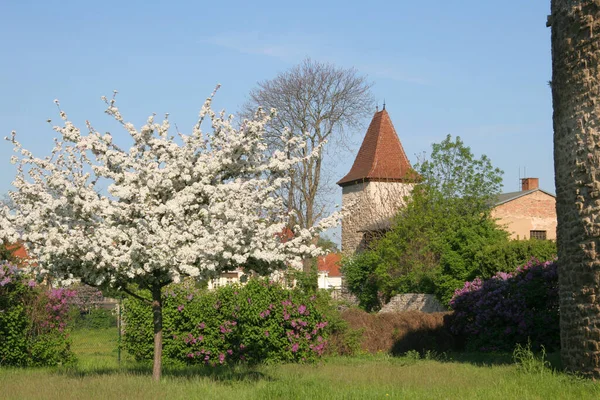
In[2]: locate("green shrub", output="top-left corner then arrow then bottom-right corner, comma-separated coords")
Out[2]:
71,308 -> 117,330
123,278 -> 336,365
475,239 -> 556,279
0,262 -> 76,366
340,252 -> 381,312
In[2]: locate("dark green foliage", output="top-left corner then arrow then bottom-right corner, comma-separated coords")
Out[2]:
286,265 -> 319,294
341,253 -> 381,312
316,235 -> 339,252
123,279 -> 336,365
475,239 -> 557,279
70,308 -> 117,330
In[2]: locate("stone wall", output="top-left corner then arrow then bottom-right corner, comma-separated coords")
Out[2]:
341,181 -> 413,255
492,191 -> 557,240
551,0 -> 600,377
379,294 -> 447,314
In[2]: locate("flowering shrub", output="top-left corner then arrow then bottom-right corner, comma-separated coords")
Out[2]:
0,262 -> 76,366
67,284 -> 104,312
123,279 -> 331,365
65,284 -> 117,329
449,259 -> 559,352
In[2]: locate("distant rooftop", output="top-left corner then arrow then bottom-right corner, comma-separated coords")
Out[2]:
494,188 -> 555,206
317,253 -> 342,277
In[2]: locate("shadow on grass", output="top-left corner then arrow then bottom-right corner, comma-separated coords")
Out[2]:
55,363 -> 272,382
444,350 -> 563,369
388,314 -> 463,356
385,313 -> 563,369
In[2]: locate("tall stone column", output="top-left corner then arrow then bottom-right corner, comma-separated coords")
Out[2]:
551,0 -> 600,377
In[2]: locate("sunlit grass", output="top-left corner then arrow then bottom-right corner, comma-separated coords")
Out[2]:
0,327 -> 598,399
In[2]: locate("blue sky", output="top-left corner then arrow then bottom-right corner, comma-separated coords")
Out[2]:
0,1 -> 552,242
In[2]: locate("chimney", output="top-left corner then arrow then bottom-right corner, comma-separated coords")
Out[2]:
521,177 -> 539,191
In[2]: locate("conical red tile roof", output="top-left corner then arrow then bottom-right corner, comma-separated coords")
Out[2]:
337,109 -> 414,186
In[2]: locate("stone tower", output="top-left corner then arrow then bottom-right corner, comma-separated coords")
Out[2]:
337,107 -> 416,255
551,0 -> 600,377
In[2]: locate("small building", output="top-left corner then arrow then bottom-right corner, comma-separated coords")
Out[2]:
337,107 -> 417,255
492,178 -> 556,240
317,253 -> 342,290
206,269 -> 245,290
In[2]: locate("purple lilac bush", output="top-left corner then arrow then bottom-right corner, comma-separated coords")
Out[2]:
0,262 -> 76,366
449,258 -> 559,352
124,278 -> 332,366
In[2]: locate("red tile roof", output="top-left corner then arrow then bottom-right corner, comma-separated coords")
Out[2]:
276,227 -> 295,243
317,253 -> 342,277
7,242 -> 29,259
337,108 -> 415,186
5,242 -> 36,267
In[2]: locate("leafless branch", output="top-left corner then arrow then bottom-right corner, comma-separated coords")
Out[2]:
243,58 -> 374,232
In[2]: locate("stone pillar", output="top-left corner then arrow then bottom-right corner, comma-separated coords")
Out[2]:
551,0 -> 600,377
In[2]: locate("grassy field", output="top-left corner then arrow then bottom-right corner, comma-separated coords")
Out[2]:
0,328 -> 599,399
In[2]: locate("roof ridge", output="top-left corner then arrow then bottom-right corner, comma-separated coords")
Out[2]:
337,108 -> 415,186
494,188 -> 556,206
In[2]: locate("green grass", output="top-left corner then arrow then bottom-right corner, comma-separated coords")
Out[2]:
0,327 -> 598,399
68,327 -> 134,369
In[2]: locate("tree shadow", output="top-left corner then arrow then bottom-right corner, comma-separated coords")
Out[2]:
389,314 -> 463,356
387,313 -> 562,369
442,349 -> 563,370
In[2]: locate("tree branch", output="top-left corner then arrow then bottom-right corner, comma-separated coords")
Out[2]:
121,285 -> 152,304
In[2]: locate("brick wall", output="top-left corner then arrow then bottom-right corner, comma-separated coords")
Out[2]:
491,191 -> 557,240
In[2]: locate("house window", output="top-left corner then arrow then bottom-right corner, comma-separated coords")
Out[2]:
530,230 -> 547,240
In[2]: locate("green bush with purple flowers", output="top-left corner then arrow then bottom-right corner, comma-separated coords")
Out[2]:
0,262 -> 76,366
449,258 -> 559,352
123,278 -> 332,366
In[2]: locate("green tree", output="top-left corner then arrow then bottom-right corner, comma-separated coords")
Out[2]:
344,135 -> 508,308
316,235 -> 339,253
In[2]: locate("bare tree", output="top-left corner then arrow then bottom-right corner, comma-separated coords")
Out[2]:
244,58 -> 374,269
551,0 -> 600,378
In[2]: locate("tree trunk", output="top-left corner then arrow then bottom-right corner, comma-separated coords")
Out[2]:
151,284 -> 163,381
302,257 -> 313,273
551,0 -> 600,378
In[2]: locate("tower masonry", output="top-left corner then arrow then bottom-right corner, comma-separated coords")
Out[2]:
337,108 -> 417,255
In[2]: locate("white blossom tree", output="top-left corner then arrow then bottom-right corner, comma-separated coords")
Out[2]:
0,87 -> 338,380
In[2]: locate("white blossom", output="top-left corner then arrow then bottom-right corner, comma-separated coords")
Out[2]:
0,89 -> 340,291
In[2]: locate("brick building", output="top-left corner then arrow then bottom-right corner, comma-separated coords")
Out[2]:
492,177 -> 557,240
